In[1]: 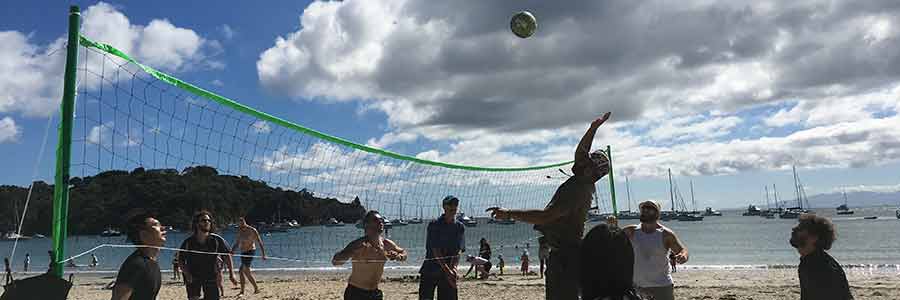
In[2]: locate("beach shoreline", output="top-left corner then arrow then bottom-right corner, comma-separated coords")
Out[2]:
57,268 -> 900,300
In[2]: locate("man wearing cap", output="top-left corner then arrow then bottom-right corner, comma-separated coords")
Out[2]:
623,200 -> 689,300
487,112 -> 613,300
419,195 -> 465,300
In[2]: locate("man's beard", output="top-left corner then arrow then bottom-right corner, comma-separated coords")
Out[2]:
789,232 -> 802,248
640,213 -> 658,223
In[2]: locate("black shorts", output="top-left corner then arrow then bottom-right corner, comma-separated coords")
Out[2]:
344,284 -> 383,300
186,278 -> 219,300
240,250 -> 255,267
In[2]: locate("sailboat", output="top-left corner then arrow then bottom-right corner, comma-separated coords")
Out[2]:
408,203 -> 424,224
676,180 -> 703,221
390,198 -> 409,226
836,188 -> 854,215
779,165 -> 808,219
2,197 -> 31,241
618,177 -> 641,220
760,186 -> 777,218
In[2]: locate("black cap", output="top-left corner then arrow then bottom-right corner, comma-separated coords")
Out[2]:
442,195 -> 460,206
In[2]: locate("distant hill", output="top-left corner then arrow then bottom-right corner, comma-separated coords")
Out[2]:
800,191 -> 900,209
730,190 -> 900,210
0,166 -> 366,235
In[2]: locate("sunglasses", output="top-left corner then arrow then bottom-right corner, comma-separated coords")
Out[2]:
199,219 -> 212,223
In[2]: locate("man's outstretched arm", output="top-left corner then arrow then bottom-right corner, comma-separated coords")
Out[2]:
573,112 -> 611,170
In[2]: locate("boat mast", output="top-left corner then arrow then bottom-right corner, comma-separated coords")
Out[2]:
690,180 -> 696,213
842,187 -> 848,206
765,185 -> 771,210
668,168 -> 675,214
626,176 -> 632,212
792,165 -> 801,209
773,184 -> 779,210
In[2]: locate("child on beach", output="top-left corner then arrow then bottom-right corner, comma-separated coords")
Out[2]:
520,248 -> 530,276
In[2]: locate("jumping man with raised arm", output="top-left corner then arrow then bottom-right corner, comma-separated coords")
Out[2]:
487,112 -> 612,300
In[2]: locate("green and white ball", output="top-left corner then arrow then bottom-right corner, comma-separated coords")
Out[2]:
510,11 -> 537,38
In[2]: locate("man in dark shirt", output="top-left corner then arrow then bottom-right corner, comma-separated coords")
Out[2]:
488,112 -> 612,300
111,211 -> 165,300
419,195 -> 465,300
178,210 -> 237,300
791,214 -> 853,300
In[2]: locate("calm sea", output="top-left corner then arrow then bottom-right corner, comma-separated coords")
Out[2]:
3,206 -> 899,274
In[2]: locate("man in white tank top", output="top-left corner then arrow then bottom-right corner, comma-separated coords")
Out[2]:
623,200 -> 689,300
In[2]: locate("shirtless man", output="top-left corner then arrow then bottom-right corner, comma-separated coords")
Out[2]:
333,211 -> 407,300
231,217 -> 267,296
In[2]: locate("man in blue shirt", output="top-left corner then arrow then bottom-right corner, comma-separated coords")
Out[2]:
419,195 -> 465,300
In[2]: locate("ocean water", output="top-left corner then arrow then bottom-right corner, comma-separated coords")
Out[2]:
3,206 -> 900,274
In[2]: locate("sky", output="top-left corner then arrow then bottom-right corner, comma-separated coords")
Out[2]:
2,1 -> 900,210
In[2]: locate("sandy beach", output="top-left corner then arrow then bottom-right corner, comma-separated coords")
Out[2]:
60,267 -> 900,300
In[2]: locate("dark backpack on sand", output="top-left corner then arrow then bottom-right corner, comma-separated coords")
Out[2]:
1,273 -> 72,300
581,223 -> 643,300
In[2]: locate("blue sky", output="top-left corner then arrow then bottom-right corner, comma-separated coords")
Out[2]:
2,1 -> 900,210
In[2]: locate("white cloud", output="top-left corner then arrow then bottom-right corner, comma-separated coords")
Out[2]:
840,183 -> 900,193
258,0 -> 900,133
135,19 -> 205,70
253,0 -> 900,180
211,79 -> 224,87
0,2 -> 217,119
0,117 -> 21,143
86,123 -> 112,146
220,24 -> 236,40
251,120 -> 271,134
366,131 -> 417,148
646,115 -> 743,142
0,31 -> 66,117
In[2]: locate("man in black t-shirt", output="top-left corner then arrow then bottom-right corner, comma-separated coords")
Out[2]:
791,214 -> 853,300
178,210 -> 237,300
111,211 -> 165,300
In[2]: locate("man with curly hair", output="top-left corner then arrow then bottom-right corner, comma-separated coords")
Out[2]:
790,214 -> 853,300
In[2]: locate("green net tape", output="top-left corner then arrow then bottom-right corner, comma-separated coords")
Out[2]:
78,35 -> 574,172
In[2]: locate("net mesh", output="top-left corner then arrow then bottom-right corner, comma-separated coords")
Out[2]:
55,35 -> 614,270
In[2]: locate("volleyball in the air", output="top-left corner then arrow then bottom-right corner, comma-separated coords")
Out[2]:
510,11 -> 537,38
